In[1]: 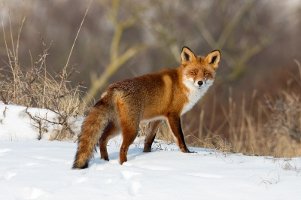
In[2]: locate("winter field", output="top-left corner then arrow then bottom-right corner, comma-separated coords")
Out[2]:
0,103 -> 301,200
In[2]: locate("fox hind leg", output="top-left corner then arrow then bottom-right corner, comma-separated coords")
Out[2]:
99,121 -> 118,161
120,127 -> 138,164
143,120 -> 161,152
117,100 -> 140,165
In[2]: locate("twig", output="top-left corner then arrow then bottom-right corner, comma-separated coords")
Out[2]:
25,107 -> 44,140
63,0 -> 94,73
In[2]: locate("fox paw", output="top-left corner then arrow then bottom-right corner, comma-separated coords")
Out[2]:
181,148 -> 195,153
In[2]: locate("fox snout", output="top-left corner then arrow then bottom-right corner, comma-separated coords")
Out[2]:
194,79 -> 209,89
193,79 -> 204,88
184,77 -> 214,90
182,77 -> 203,89
197,80 -> 203,86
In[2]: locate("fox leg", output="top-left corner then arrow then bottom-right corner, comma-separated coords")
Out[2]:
117,101 -> 140,165
119,125 -> 138,164
119,114 -> 139,164
99,122 -> 118,161
143,120 -> 161,152
167,114 -> 190,153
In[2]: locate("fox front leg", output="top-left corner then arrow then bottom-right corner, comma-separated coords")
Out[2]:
166,114 -> 191,153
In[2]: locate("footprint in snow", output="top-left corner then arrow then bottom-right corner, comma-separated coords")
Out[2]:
128,181 -> 141,196
121,170 -> 140,180
121,171 -> 141,196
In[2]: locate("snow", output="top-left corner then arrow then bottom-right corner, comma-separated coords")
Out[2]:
0,102 -> 82,140
0,104 -> 301,200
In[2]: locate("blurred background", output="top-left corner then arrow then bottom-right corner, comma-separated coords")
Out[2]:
1,0 -> 301,156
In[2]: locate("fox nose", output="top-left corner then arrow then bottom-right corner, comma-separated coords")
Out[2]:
197,81 -> 203,86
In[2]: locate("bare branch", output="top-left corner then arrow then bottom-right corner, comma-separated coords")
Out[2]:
83,45 -> 143,104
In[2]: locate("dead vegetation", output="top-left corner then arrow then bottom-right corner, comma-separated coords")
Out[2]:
225,91 -> 301,157
0,18 -> 86,140
184,62 -> 301,157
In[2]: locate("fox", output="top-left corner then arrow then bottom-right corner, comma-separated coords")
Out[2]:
72,46 -> 221,169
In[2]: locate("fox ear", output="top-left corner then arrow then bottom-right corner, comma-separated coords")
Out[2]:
181,46 -> 197,63
205,50 -> 221,69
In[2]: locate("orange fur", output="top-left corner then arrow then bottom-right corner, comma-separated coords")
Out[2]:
72,47 -> 221,169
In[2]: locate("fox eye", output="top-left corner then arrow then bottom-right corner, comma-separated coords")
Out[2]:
204,71 -> 213,79
189,70 -> 198,76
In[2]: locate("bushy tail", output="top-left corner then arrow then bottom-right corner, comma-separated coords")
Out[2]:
72,102 -> 111,169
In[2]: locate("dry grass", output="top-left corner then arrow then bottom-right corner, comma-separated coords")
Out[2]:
0,18 -> 87,140
195,62 -> 301,157
224,93 -> 301,157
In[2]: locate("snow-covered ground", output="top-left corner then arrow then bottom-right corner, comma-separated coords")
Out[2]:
0,103 -> 82,140
1,140 -> 301,200
0,103 -> 301,200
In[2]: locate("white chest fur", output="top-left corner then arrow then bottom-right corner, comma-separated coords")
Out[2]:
181,79 -> 214,115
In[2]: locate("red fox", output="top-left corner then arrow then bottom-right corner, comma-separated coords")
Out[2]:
73,47 -> 221,169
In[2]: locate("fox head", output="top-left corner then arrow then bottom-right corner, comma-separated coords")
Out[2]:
180,46 -> 221,89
